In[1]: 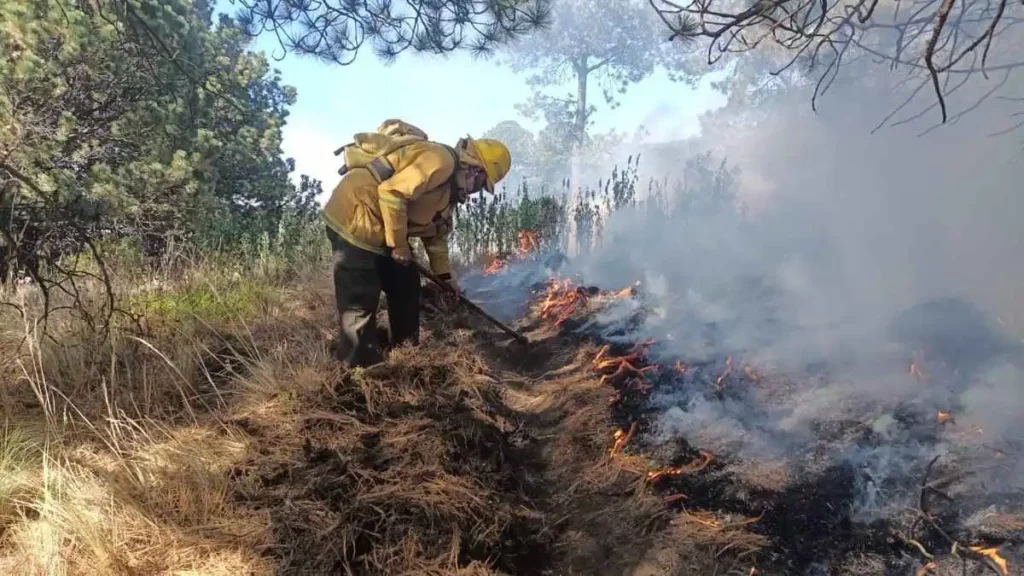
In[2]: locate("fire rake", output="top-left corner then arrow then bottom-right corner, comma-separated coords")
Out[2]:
415,262 -> 530,346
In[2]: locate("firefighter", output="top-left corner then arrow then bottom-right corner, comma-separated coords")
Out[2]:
322,123 -> 511,367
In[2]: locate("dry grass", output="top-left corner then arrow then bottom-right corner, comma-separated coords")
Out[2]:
229,336 -> 540,575
0,262 -> 771,575
0,267 -> 304,575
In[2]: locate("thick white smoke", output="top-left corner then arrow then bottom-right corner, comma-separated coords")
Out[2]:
561,49 -> 1024,512
457,16 -> 1024,527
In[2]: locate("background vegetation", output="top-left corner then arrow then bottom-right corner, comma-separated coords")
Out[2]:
1,0 -> 322,328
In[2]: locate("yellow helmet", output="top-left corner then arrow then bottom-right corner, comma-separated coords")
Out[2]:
467,138 -> 511,193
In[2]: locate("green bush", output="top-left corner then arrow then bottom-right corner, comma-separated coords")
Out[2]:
450,152 -> 743,268
129,277 -> 277,325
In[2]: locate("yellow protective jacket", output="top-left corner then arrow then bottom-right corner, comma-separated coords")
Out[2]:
322,139 -> 460,277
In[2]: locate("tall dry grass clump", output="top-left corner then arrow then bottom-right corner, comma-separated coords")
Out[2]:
0,236 -> 330,575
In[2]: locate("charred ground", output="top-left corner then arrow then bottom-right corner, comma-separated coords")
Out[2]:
510,276 -> 1024,576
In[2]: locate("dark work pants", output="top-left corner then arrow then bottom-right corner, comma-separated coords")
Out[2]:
326,227 -> 421,367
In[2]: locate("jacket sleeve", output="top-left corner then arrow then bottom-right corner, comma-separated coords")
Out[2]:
377,146 -> 456,250
421,232 -> 453,277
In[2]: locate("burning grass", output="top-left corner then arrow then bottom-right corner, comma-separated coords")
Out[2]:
482,231 -> 541,276
487,270 -> 1024,576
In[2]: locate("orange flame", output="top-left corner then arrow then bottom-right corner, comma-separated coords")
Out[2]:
743,365 -> 761,381
674,360 -> 690,374
715,356 -> 734,387
936,410 -> 954,424
535,276 -> 642,325
647,450 -> 714,482
537,278 -> 590,326
969,546 -> 1008,575
592,343 -> 659,393
483,256 -> 506,275
609,285 -> 636,299
518,230 -> 538,256
481,230 -> 539,275
609,422 -> 637,456
915,562 -> 937,576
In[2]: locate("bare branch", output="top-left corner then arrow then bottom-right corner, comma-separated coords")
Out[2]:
648,0 -> 1024,129
925,0 -> 957,122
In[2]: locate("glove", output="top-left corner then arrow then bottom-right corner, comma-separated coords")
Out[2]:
390,245 -> 413,265
438,273 -> 460,297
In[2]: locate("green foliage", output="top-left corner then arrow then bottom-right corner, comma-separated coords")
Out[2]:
481,120 -> 541,189
232,0 -> 551,64
234,211 -> 331,282
647,152 -> 743,222
450,152 -> 742,266
451,182 -> 566,264
126,215 -> 329,325
568,155 -> 639,254
130,277 -> 276,324
601,156 -> 641,213
0,0 -> 320,326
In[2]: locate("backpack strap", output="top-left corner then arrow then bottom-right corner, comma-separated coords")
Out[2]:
434,145 -> 462,233
442,145 -> 460,189
367,156 -> 396,181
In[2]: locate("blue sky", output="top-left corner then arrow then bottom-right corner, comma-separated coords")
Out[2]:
214,2 -> 727,198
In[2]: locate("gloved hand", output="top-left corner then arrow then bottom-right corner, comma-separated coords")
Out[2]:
438,273 -> 460,298
390,244 -> 413,265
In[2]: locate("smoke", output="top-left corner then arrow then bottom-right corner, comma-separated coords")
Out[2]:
560,50 -> 1024,505
455,21 -> 1024,526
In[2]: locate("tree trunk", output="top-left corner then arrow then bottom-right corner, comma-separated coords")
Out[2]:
574,58 -> 589,146
567,58 -> 589,255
